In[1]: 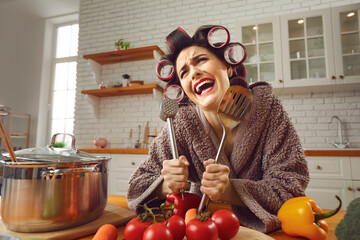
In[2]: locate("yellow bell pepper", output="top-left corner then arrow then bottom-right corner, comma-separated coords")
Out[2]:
277,195 -> 341,240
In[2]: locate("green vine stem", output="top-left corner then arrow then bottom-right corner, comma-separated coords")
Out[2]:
136,197 -> 166,223
314,195 -> 342,224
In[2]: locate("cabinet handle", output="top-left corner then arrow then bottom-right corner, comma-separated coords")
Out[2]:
278,79 -> 283,83
347,186 -> 354,191
316,165 -> 322,170
357,187 -> 360,192
338,75 -> 344,79
131,162 -> 135,166
331,76 -> 336,80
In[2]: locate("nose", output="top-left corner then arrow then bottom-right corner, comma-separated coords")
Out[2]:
190,67 -> 202,80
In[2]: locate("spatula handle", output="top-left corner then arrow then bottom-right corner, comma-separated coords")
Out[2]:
198,120 -> 228,213
167,118 -> 178,159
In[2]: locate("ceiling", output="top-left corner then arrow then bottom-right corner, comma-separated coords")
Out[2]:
0,0 -> 80,18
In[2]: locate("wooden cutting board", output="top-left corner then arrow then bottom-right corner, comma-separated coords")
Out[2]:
181,227 -> 275,240
232,226 -> 275,240
0,203 -> 136,240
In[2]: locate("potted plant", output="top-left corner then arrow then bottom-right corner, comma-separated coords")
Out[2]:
115,39 -> 130,50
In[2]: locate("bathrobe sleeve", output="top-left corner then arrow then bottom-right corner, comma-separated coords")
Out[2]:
126,125 -> 172,212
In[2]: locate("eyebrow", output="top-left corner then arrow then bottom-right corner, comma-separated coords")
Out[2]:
179,54 -> 207,74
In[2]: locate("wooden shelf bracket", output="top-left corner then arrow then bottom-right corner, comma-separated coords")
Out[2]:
87,59 -> 102,85
86,94 -> 100,118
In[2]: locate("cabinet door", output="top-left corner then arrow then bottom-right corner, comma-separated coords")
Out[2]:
305,179 -> 353,210
108,154 -> 145,195
353,180 -> 360,199
109,170 -> 135,196
235,17 -> 283,88
281,8 -> 335,87
350,157 -> 360,180
306,156 -> 351,180
109,154 -> 145,171
331,3 -> 360,84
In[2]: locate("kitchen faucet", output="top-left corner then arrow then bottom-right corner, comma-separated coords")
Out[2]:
328,116 -> 350,149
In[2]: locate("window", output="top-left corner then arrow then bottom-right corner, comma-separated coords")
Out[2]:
49,23 -> 78,141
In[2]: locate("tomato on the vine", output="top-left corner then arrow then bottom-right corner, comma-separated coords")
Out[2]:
164,215 -> 186,240
186,217 -> 218,240
124,217 -> 151,240
211,209 -> 240,240
142,223 -> 173,240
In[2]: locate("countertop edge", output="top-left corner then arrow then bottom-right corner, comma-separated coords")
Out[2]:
79,148 -> 360,156
78,148 -> 149,154
304,149 -> 360,156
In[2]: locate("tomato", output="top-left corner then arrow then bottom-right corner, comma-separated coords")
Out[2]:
186,218 -> 218,240
211,209 -> 240,240
164,215 -> 186,240
142,223 -> 173,240
124,217 -> 151,240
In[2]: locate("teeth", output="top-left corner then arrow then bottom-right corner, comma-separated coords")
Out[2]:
196,80 -> 213,93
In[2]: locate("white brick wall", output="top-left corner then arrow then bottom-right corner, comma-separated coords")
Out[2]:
75,0 -> 360,149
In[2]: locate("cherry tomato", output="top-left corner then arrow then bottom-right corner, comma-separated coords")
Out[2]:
211,209 -> 240,240
164,215 -> 186,240
186,218 -> 218,240
142,223 -> 173,240
124,217 -> 151,240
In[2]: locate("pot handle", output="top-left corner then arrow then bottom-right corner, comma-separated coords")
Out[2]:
40,166 -> 97,177
49,133 -> 76,150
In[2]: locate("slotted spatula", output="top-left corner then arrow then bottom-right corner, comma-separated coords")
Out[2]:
197,85 -> 253,213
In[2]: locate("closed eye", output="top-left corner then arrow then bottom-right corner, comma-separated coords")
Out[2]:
197,57 -> 208,63
180,69 -> 188,79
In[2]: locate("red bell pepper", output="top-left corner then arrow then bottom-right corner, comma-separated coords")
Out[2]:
160,193 -> 201,219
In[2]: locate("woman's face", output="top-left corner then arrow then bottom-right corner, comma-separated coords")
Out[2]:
176,46 -> 230,112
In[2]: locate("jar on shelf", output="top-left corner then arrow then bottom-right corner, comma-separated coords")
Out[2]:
112,79 -> 121,88
99,81 -> 106,89
122,74 -> 130,87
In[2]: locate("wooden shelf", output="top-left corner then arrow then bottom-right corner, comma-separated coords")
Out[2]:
0,112 -> 31,149
81,84 -> 163,97
83,45 -> 165,65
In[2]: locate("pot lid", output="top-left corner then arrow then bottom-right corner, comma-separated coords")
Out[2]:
2,133 -> 110,164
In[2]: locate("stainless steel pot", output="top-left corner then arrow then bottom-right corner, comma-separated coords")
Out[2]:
0,133 -> 111,233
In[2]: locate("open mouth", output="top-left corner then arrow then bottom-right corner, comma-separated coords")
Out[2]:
194,79 -> 215,96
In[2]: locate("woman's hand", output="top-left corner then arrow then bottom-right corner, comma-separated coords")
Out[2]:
200,159 -> 231,202
161,155 -> 189,194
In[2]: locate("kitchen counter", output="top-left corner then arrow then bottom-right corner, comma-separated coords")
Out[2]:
79,148 -> 149,154
304,149 -> 360,156
79,195 -> 345,240
0,196 -> 346,240
80,148 -> 360,156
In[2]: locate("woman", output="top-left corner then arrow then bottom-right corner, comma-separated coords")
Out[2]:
127,25 -> 309,233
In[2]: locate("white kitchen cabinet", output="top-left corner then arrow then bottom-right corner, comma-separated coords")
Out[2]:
281,9 -> 335,87
331,4 -> 360,85
305,156 -> 360,210
350,157 -> 360,180
281,3 -> 360,88
108,154 -> 146,196
306,178 -> 353,210
235,17 -> 283,88
353,181 -> 360,199
235,3 -> 360,93
350,157 -> 360,199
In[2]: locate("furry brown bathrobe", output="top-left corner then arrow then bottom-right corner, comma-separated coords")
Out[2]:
127,82 -> 309,233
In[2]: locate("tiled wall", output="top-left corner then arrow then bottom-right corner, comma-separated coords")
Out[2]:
75,0 -> 360,149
